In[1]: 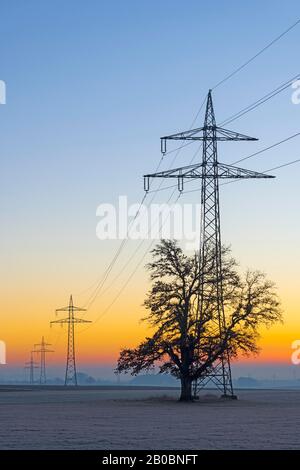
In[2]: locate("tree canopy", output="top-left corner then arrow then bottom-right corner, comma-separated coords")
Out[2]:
117,240 -> 282,401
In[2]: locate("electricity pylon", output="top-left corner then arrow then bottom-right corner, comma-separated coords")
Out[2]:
144,90 -> 275,398
33,336 -> 54,385
51,295 -> 91,386
25,352 -> 38,385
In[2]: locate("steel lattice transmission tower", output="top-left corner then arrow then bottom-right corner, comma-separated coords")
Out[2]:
144,90 -> 275,398
33,336 -> 54,385
25,352 -> 38,385
51,295 -> 91,386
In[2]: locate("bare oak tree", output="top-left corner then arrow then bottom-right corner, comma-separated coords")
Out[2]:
117,240 -> 282,401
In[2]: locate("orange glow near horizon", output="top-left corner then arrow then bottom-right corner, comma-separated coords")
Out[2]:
2,277 -> 299,370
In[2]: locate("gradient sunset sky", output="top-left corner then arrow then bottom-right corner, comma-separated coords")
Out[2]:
0,0 -> 300,379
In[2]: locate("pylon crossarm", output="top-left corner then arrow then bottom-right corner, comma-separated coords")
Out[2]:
34,349 -> 54,353
51,318 -> 91,324
145,163 -> 274,180
55,306 -> 86,312
161,126 -> 257,142
217,162 -> 275,179
161,126 -> 204,141
144,162 -> 274,192
73,318 -> 92,324
145,162 -> 203,179
214,127 -> 258,141
160,126 -> 257,153
51,317 -> 70,324
144,163 -> 203,192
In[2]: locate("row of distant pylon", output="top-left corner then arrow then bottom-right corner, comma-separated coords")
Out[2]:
25,336 -> 53,385
25,295 -> 91,386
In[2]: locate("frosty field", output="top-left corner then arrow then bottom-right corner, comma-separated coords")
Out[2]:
0,386 -> 299,450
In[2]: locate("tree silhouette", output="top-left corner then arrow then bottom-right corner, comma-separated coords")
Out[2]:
117,240 -> 282,401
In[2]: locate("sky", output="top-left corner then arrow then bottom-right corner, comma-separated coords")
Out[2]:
0,0 -> 300,380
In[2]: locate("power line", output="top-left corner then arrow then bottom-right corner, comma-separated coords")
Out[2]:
219,73 -> 299,127
163,20 -> 300,160
76,40 -> 299,312
154,105 -> 300,196
144,91 -> 276,398
73,115 -> 300,330
75,15 -> 300,334
83,118 -> 298,329
81,98 -> 207,310
86,188 -> 177,311
182,157 -> 300,194
81,190 -> 180,333
83,182 -> 163,310
78,155 -> 166,303
267,158 -> 300,172
79,191 -> 181,332
212,18 -> 300,90
161,18 -> 300,167
147,143 -> 203,194
163,140 -> 195,155
78,62 -> 291,308
104,189 -> 180,291
82,192 -> 148,308
232,130 -> 300,165
146,129 -> 300,194
86,141 -> 205,308
160,73 -> 300,181
220,158 -> 300,187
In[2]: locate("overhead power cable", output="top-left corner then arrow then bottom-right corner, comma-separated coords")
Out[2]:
76,16 -> 300,312
79,191 -> 181,332
182,157 -> 300,194
147,130 -> 300,194
212,18 -> 300,90
81,97 -> 207,309
219,73 -> 299,127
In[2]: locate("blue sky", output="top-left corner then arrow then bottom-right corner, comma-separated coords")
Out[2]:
0,1 -> 300,376
0,1 -> 299,232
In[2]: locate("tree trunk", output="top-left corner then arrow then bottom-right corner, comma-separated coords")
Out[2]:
179,376 -> 193,401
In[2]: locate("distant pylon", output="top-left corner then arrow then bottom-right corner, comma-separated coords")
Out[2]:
51,295 -> 91,386
33,336 -> 54,384
25,352 -> 38,385
144,90 -> 275,398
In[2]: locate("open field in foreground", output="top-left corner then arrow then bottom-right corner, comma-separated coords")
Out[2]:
0,386 -> 299,449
